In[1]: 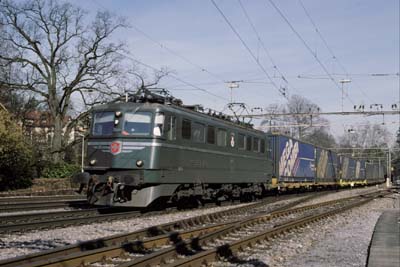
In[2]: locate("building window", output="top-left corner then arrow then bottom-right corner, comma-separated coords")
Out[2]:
238,133 -> 245,150
192,122 -> 205,143
207,125 -> 215,144
217,128 -> 227,147
246,136 -> 252,151
182,119 -> 191,140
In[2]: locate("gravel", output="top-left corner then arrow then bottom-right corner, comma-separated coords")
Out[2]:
0,202 -> 255,260
295,186 -> 383,207
1,186 -> 395,264
219,187 -> 399,267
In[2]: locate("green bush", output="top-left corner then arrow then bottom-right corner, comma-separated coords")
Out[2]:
41,162 -> 80,178
0,110 -> 34,191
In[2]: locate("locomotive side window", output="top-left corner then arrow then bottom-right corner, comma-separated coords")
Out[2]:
207,125 -> 215,144
93,112 -> 114,136
253,137 -> 260,152
123,112 -> 152,135
182,119 -> 191,140
246,136 -> 252,151
260,139 -> 265,154
216,128 -> 227,146
238,133 -> 245,150
165,116 -> 177,140
192,122 -> 205,143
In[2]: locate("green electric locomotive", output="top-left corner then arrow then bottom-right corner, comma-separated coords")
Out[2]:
76,89 -> 273,208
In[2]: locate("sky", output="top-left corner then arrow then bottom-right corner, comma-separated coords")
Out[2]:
71,0 -> 399,142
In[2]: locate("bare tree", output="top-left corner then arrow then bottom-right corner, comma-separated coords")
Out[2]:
338,122 -> 391,158
0,0 -> 128,162
261,95 -> 334,147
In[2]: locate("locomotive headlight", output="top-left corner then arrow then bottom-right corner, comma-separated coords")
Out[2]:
114,119 -> 119,125
136,160 -> 144,167
115,111 -> 122,117
89,159 -> 97,165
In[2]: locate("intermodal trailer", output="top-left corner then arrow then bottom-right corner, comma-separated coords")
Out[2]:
339,156 -> 349,184
348,158 -> 356,181
270,135 -> 315,185
315,147 -> 339,185
355,160 -> 367,183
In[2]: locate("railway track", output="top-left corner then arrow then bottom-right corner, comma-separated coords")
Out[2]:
0,208 -> 143,233
0,208 -> 109,226
159,191 -> 390,267
4,190 -> 387,267
0,191 -> 324,234
0,193 -> 321,267
0,198 -> 87,213
0,195 -> 84,204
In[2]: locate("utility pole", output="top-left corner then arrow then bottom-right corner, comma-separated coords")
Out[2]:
225,81 -> 242,103
339,79 -> 351,112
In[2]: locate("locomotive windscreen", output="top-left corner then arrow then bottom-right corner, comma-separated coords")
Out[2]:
93,112 -> 114,136
123,112 -> 152,135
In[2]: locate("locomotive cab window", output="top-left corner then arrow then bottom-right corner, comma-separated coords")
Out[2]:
123,112 -> 152,135
182,119 -> 191,140
207,125 -> 215,144
92,112 -> 114,136
217,128 -> 227,147
192,122 -> 205,143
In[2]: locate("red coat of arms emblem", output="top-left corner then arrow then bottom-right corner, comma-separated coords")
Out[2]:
110,141 -> 122,155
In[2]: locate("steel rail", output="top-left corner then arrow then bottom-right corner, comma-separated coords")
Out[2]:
0,208 -> 108,226
0,209 -> 145,234
164,191 -> 390,267
16,191 -> 375,267
0,200 -> 88,213
116,191 -> 384,267
0,193 -> 315,267
0,195 -> 84,204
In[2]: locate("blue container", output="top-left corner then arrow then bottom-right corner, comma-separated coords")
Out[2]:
316,148 -> 339,182
272,135 -> 315,182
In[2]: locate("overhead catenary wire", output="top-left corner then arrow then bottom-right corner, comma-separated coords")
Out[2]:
210,0 -> 288,99
298,0 -> 348,75
89,0 -> 229,102
91,0 -> 226,84
129,23 -> 227,84
298,73 -> 400,79
267,0 -> 356,106
237,0 -> 299,96
123,54 -> 230,101
298,0 -> 375,104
